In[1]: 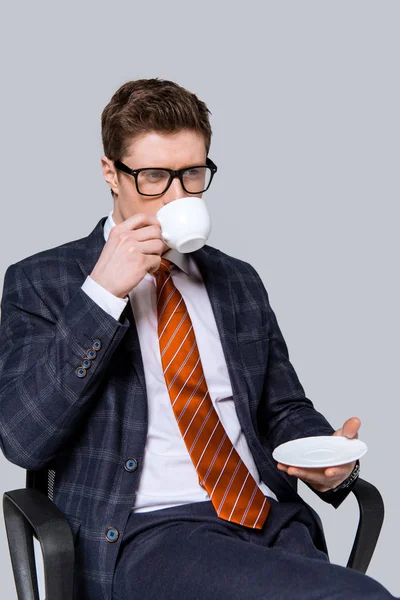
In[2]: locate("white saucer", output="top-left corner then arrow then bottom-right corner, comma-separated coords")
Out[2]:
272,436 -> 368,468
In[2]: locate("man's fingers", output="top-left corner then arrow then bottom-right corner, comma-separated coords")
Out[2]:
138,239 -> 165,256
286,463 -> 356,489
324,468 -> 338,477
115,213 -> 160,233
132,224 -> 163,242
334,416 -> 361,438
342,416 -> 361,439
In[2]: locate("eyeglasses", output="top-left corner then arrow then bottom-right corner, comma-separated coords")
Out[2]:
114,157 -> 218,196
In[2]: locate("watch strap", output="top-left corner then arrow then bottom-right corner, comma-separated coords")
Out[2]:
331,459 -> 360,492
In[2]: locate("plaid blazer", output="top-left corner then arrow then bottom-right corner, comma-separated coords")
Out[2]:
0,216 -> 357,600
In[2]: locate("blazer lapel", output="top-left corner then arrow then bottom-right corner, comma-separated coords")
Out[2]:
191,247 -> 253,434
75,216 -> 108,277
193,247 -> 301,501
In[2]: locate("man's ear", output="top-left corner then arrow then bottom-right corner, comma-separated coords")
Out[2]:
101,156 -> 119,196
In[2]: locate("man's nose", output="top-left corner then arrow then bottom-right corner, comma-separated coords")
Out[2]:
163,176 -> 187,203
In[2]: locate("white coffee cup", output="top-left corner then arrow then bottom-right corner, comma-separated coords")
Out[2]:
156,196 -> 211,253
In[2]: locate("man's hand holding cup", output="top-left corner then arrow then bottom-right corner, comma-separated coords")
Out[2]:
90,213 -> 166,299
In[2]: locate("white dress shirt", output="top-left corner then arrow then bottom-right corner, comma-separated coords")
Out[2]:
81,210 -> 278,511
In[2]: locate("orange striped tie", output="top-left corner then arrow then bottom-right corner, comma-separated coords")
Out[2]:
154,258 -> 270,529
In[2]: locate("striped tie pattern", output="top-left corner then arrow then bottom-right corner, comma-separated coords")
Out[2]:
153,258 -> 271,529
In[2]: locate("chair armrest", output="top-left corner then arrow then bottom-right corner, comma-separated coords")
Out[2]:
346,477 -> 385,573
3,488 -> 75,600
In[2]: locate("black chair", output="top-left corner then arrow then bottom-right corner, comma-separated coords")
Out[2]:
3,468 -> 385,600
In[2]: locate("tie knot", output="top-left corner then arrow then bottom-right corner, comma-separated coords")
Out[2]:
154,258 -> 172,277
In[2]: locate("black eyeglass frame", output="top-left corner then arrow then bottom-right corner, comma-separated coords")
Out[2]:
114,157 -> 218,196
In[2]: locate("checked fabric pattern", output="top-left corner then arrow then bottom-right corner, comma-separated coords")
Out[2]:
153,258 -> 271,529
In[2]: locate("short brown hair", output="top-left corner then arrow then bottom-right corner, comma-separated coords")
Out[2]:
101,78 -> 213,162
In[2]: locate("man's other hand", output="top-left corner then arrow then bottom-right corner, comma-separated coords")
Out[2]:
276,417 -> 361,492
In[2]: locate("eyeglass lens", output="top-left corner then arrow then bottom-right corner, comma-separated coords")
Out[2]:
137,167 -> 212,195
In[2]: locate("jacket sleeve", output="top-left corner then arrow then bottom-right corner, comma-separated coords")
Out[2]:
251,267 -> 358,508
0,262 -> 130,471
252,266 -> 336,447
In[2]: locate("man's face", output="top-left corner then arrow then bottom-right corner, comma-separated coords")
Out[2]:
101,129 -> 207,253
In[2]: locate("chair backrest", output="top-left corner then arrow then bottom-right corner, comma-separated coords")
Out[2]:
26,469 -> 56,501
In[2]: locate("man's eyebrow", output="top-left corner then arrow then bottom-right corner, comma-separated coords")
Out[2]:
145,161 -> 206,170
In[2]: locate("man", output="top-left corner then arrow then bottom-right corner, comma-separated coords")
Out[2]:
0,78 -> 395,599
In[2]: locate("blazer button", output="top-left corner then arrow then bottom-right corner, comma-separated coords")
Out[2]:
81,358 -> 92,369
92,339 -> 102,351
124,458 -> 138,472
86,349 -> 97,360
75,367 -> 87,378
105,527 -> 119,543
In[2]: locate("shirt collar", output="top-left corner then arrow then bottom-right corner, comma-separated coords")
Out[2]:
103,210 -> 190,275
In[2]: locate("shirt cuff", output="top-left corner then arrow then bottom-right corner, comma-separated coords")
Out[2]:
81,276 -> 129,321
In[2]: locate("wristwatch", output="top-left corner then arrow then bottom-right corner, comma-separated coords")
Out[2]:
331,459 -> 360,492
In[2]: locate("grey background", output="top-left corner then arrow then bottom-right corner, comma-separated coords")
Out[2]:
0,0 -> 399,597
